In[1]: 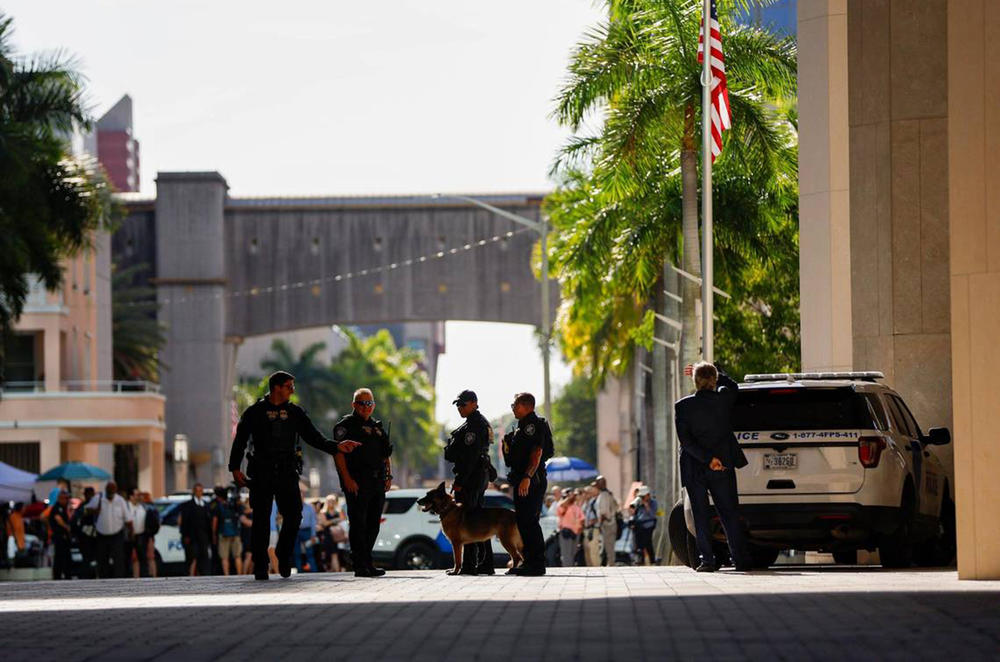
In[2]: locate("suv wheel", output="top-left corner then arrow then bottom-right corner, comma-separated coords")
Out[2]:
879,493 -> 915,569
832,549 -> 857,565
914,494 -> 957,567
667,502 -> 693,567
396,540 -> 438,570
749,545 -> 780,569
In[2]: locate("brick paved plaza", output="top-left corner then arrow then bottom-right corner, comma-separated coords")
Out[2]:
1,566 -> 998,661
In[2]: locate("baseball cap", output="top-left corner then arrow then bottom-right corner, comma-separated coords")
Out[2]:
452,389 -> 478,405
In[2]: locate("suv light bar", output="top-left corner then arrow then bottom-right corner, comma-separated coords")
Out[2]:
743,371 -> 885,383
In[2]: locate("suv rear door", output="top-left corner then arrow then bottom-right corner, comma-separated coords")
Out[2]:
733,386 -> 876,495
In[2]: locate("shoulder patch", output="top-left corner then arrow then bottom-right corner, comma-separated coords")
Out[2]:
334,426 -> 347,440
464,431 -> 476,445
524,423 -> 536,436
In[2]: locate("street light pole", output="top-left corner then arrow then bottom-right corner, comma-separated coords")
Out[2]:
432,194 -> 552,419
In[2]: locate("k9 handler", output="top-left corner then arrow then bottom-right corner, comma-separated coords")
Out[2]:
229,371 -> 358,580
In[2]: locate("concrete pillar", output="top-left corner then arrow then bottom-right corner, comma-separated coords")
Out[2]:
596,372 -> 635,502
154,172 -> 229,488
43,320 -> 60,391
948,0 -> 1000,580
798,0 -> 853,371
138,435 -> 165,497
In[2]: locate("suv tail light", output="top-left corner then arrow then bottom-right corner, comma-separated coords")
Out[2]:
858,436 -> 887,468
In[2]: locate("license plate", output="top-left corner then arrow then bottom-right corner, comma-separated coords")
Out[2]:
763,453 -> 797,469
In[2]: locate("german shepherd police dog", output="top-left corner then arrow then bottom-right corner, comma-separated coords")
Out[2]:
417,482 -> 524,575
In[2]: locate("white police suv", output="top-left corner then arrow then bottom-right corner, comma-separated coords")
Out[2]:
667,372 -> 955,569
373,488 -> 557,570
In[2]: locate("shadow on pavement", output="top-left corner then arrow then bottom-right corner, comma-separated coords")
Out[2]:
1,587 -> 997,661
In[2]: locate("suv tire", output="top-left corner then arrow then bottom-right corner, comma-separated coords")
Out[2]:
914,494 -> 956,567
667,502 -> 692,567
832,549 -> 857,565
879,492 -> 915,569
395,539 -> 439,570
749,545 -> 780,569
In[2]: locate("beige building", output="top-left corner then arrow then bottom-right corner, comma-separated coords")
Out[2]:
595,0 -> 999,579
800,0 -> 997,579
0,235 -> 166,497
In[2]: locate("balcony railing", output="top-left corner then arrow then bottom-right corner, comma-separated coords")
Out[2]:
0,380 -> 161,394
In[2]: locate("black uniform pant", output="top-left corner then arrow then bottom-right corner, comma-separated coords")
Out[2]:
513,476 -> 547,569
249,470 -> 302,574
456,472 -> 492,572
52,536 -> 72,579
345,478 -> 385,570
685,463 -> 750,567
95,530 -> 126,578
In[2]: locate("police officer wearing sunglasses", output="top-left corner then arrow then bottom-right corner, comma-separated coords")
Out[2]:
229,371 -> 359,580
332,388 -> 393,577
444,389 -> 498,575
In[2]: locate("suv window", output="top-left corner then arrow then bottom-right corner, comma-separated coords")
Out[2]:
733,387 -> 877,431
886,395 -> 922,439
861,393 -> 890,431
382,497 -> 417,515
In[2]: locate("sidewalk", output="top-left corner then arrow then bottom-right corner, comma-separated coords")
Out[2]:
1,566 -> 998,661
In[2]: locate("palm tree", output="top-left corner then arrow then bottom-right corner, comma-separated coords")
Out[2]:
260,339 -> 336,421
0,13 -> 115,376
552,0 -> 797,370
112,263 -> 166,382
327,329 -> 439,486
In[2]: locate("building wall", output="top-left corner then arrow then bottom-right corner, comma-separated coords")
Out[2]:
798,0 -> 853,372
847,0 -> 953,463
948,0 -> 1000,580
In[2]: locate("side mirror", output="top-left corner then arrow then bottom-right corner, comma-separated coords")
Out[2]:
923,427 -> 951,446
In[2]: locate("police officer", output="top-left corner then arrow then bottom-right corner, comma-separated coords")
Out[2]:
229,371 -> 356,580
501,392 -> 551,576
444,389 -> 497,576
332,388 -> 393,577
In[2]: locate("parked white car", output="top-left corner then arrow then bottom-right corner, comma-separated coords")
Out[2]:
151,494 -> 197,575
373,488 -> 557,570
667,372 -> 955,569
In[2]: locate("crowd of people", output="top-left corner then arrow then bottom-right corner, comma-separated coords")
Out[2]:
1,478 -> 160,580
538,476 -> 659,567
175,482 -> 350,578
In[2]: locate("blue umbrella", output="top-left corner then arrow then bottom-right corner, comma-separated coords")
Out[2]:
36,461 -> 112,482
544,456 -> 599,483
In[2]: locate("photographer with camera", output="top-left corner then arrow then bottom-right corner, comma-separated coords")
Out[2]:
629,486 -> 658,565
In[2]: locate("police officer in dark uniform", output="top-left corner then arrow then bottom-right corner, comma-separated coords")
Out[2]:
444,389 -> 497,576
229,371 -> 356,580
502,392 -> 551,576
332,387 -> 393,577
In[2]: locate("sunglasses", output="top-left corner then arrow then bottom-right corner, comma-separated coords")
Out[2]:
354,400 -> 375,406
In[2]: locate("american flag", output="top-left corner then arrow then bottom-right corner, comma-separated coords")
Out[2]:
697,0 -> 731,162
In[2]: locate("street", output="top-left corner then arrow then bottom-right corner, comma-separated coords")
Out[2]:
1,566 -> 998,661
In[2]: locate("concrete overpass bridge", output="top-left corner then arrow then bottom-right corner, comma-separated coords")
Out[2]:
114,172 -> 556,484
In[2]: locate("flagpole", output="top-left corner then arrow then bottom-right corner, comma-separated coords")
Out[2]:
700,0 -> 714,362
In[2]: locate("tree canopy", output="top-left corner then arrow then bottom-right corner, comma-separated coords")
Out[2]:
0,13 -> 115,371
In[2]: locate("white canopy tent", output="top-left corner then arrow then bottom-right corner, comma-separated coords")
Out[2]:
0,461 -> 38,503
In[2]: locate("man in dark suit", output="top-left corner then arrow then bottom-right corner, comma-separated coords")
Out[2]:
675,362 -> 752,572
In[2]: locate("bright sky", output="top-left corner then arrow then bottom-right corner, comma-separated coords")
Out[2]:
4,0 -> 601,424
